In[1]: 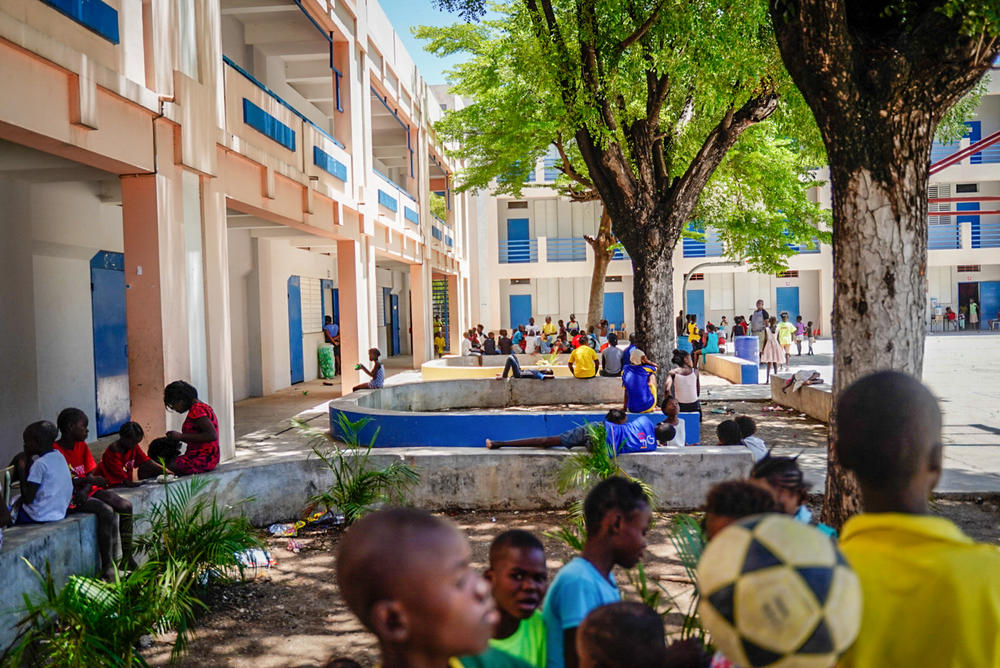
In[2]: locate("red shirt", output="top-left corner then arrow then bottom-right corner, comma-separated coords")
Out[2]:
98,446 -> 151,487
54,440 -> 99,496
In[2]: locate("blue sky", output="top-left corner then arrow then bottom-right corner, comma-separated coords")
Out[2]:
377,0 -> 474,85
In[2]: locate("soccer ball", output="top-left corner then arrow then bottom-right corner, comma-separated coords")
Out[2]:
697,514 -> 861,668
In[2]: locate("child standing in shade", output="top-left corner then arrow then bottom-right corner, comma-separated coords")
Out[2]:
164,380 -> 220,476
806,321 -> 816,355
352,348 -> 385,391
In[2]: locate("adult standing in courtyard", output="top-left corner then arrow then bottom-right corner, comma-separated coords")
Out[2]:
750,299 -> 769,350
969,299 -> 979,330
323,315 -> 341,376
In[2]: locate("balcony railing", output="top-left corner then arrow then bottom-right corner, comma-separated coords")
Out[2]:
499,239 -> 538,263
972,221 -> 1000,249
682,229 -> 724,258
928,222 -> 960,250
547,237 -> 587,262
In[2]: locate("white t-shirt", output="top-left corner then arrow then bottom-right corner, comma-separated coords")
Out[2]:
460,338 -> 472,356
524,336 -> 539,354
23,450 -> 73,522
743,435 -> 768,462
664,418 -> 686,447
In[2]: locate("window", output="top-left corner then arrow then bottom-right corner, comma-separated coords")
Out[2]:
776,270 -> 799,278
957,265 -> 981,273
605,276 -> 623,283
510,278 -> 531,285
507,201 -> 528,209
956,183 -> 978,193
688,273 -> 705,281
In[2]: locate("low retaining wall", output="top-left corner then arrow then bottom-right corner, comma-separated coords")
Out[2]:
703,354 -> 758,385
422,354 -> 574,380
770,374 -> 833,422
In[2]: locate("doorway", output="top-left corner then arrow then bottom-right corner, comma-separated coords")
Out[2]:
90,251 -> 130,436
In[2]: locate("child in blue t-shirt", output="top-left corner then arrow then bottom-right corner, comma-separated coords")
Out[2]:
543,477 -> 651,668
603,410 -> 659,455
621,349 -> 657,413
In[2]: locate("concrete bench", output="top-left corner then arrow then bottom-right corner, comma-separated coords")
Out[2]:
770,374 -> 832,422
703,353 -> 758,385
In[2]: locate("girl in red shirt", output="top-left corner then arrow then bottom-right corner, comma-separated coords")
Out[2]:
164,381 -> 220,476
54,408 -> 136,578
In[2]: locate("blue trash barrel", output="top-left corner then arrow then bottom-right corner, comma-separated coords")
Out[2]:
734,335 -> 760,365
677,337 -> 693,353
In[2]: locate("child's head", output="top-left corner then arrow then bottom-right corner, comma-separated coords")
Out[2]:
164,380 -> 198,412
56,407 -> 88,442
716,420 -> 743,446
118,421 -> 145,448
780,312 -> 789,321
488,331 -> 495,339
368,348 -> 381,362
23,420 -> 58,457
486,530 -> 547,622
583,477 -> 651,568
796,315 -> 803,322
670,349 -> 691,368
605,409 -> 627,425
147,436 -> 183,469
807,320 -> 813,328
607,332 -> 618,346
661,397 -> 679,420
835,371 -> 943,507
337,508 -> 497,660
629,348 -> 645,365
750,455 -> 809,514
576,602 -> 666,668
654,422 -> 676,445
734,415 -> 756,439
703,480 -> 777,540
325,315 -> 333,324
499,329 -> 507,337
768,316 -> 777,327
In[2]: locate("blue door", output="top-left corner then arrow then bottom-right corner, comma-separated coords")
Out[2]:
509,294 -> 532,329
603,292 -> 625,329
506,218 -> 530,263
967,121 -> 982,164
287,276 -> 304,384
90,251 -> 130,437
686,289 -> 705,329
391,294 -> 400,355
776,286 -> 800,319
981,281 -> 1000,331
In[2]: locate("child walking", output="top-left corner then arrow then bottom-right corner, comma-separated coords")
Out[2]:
54,408 -> 136,577
352,348 -> 385,391
164,380 -> 220,476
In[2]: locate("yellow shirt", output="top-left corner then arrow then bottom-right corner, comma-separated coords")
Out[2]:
568,345 -> 599,378
541,322 -> 557,336
839,513 -> 1000,668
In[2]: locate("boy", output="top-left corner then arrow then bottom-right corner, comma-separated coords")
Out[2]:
604,409 -> 658,454
660,398 -> 686,447
482,530 -> 548,667
715,420 -> 744,447
337,507 -> 500,668
599,333 -> 623,377
734,416 -> 766,462
543,477 -> 650,668
568,340 -> 600,379
702,479 -> 777,540
576,602 -> 666,668
14,421 -> 72,525
323,315 -> 342,375
499,329 -> 514,355
749,454 -> 836,538
621,349 -> 656,413
836,371 -> 1000,668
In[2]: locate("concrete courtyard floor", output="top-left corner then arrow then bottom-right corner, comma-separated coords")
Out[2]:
232,335 -> 1000,496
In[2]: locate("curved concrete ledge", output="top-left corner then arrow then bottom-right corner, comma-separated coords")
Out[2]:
422,354 -> 574,379
770,374 -> 832,422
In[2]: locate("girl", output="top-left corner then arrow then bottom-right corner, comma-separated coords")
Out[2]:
760,316 -> 785,381
164,380 -> 220,476
776,313 -> 796,370
794,315 -> 806,356
54,408 -> 135,577
665,349 -> 701,421
806,320 -> 816,355
353,348 -> 385,391
97,421 -> 171,487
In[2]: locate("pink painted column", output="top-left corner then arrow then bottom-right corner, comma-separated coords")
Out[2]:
410,263 -> 430,365
447,273 -> 460,353
337,239 -> 364,393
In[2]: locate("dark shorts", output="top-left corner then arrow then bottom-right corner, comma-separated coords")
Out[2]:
14,508 -> 44,525
600,369 -> 622,377
678,400 -> 702,420
690,340 -> 703,351
560,425 -> 590,449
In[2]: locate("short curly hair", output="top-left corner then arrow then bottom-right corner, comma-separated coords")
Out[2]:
703,480 -> 776,519
583,476 -> 649,535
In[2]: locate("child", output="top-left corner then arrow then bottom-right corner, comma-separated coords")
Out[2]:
147,436 -> 183,472
621,349 -> 657,413
576,602 -> 667,668
702,479 -> 777,540
487,423 -> 589,450
775,312 -> 795,370
604,409 -> 660,455
835,371 -> 1000,667
599,333 -> 623,377
352,348 -> 385,391
749,454 -> 836,537
14,421 -> 72,526
759,317 -> 784,381
543,477 -> 651,668
568,339 -> 600,379
336,507 -> 499,668
54,409 -> 136,577
734,415 -> 767,463
806,321 -> 816,355
481,530 -> 548,667
435,331 -> 447,357
164,380 -> 220,475
794,315 -> 806,356
659,397 -> 686,447
665,349 -> 700,421
98,421 -> 172,486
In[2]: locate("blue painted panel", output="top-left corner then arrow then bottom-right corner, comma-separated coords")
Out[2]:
776,286 -> 800,319
686,289 -> 705,328
288,276 -> 304,384
378,189 -> 398,212
981,282 -> 1000,331
391,294 -> 401,356
506,218 -> 530,263
678,413 -> 701,445
509,294 -> 532,329
404,206 -> 419,224
332,288 -> 340,325
43,0 -> 119,44
603,292 -> 625,328
445,235 -> 454,247
313,147 -> 347,181
967,121 -> 982,164
432,226 -> 443,240
243,98 -> 296,151
90,251 -> 129,436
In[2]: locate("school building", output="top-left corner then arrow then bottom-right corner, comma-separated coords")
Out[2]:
473,65 -> 1000,338
0,0 -> 476,465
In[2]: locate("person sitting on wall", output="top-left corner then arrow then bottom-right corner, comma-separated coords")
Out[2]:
599,333 -> 624,377
542,316 -> 558,338
622,349 -> 657,413
352,348 -> 385,391
498,329 -> 514,355
568,339 -> 600,379
483,331 -> 498,355
461,330 -> 484,367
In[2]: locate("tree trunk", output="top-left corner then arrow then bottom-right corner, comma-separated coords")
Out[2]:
627,235 -> 676,398
585,208 -> 615,330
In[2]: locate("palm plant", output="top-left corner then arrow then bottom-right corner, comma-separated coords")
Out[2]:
296,413 -> 419,525
555,422 -> 657,504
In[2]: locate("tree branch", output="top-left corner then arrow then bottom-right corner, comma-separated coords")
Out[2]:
553,135 -> 594,189
617,1 -> 666,54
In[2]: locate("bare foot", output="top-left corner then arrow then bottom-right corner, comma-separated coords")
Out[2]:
486,439 -> 500,450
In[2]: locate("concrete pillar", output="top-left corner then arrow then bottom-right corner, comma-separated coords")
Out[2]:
200,174 -> 235,461
410,262 -> 431,365
447,273 -> 460,352
337,238 -> 366,393
255,237 -> 279,396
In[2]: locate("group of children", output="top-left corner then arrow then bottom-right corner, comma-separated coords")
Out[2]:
335,370 -> 1000,668
2,380 -> 219,579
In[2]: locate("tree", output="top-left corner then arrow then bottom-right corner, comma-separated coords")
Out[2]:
768,0 -> 1000,526
423,0 -> 828,378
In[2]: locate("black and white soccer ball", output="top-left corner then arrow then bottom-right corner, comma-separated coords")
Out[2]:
697,514 -> 862,668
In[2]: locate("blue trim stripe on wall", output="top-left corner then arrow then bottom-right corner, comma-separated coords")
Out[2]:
242,98 -> 296,151
313,147 -> 348,182
43,0 -> 119,44
378,189 -> 398,213
404,207 -> 419,225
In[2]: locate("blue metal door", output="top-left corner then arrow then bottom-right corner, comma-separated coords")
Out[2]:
90,251 -> 130,436
967,121 -> 982,164
981,281 -> 1000,331
509,294 -> 532,329
506,218 -> 530,263
287,276 -> 304,384
776,286 -> 800,319
391,294 -> 400,355
603,292 -> 625,329
686,289 -> 705,329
